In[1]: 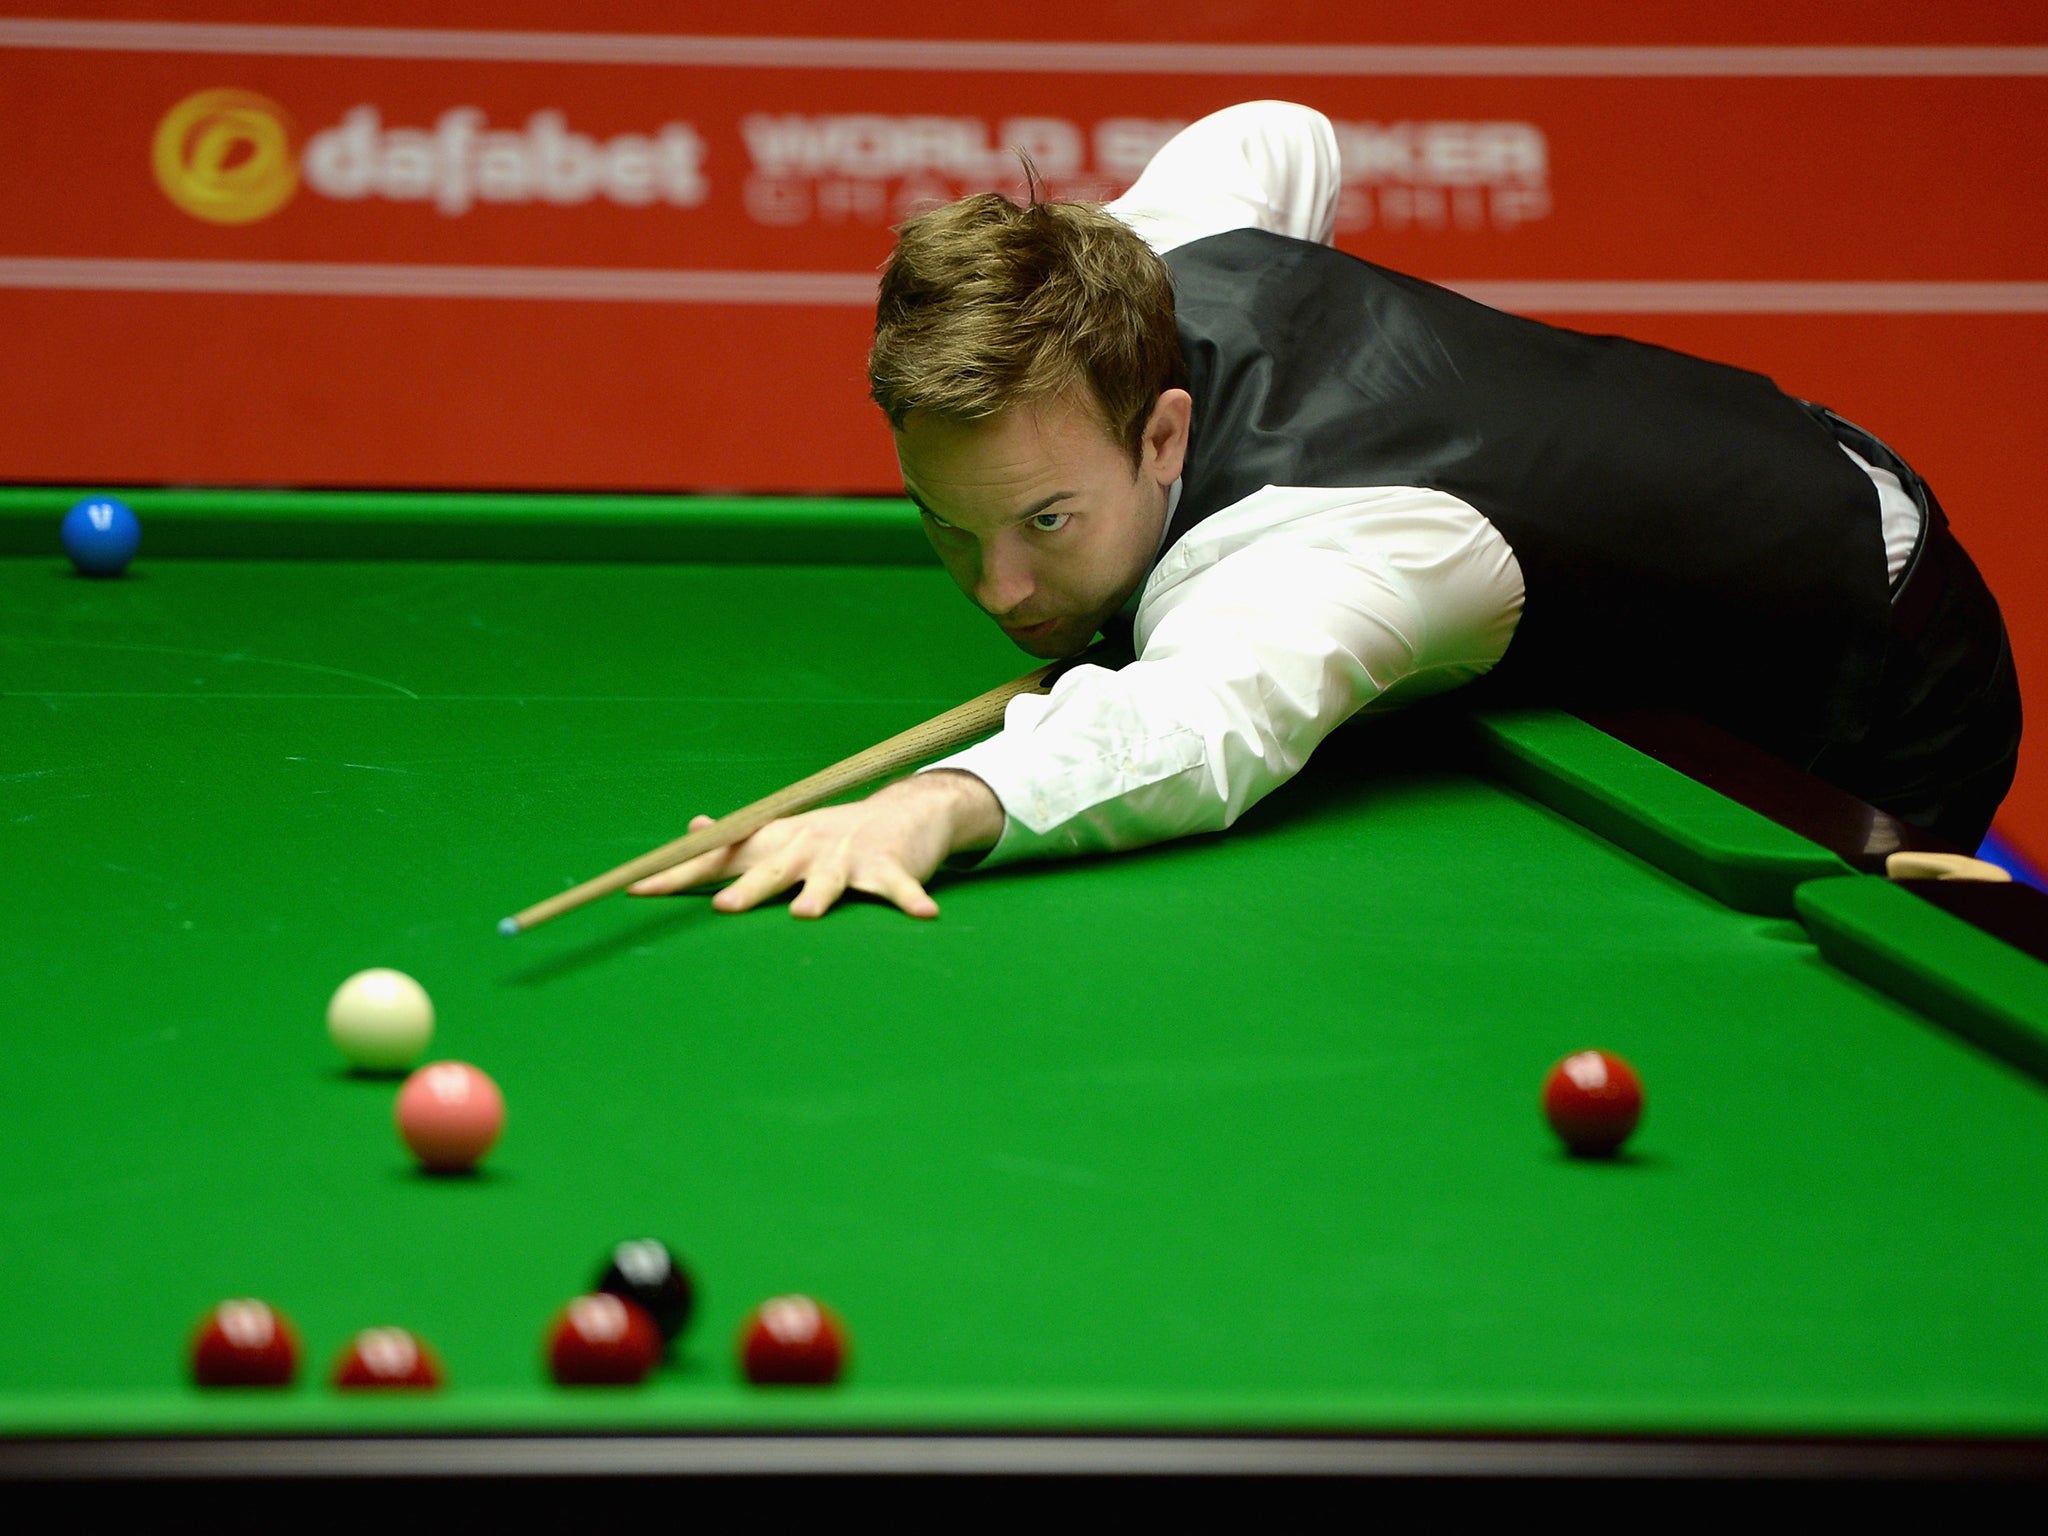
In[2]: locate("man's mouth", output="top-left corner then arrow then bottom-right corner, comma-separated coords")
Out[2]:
1004,617 -> 1060,639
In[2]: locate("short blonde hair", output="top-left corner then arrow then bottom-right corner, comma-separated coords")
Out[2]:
868,191 -> 1186,462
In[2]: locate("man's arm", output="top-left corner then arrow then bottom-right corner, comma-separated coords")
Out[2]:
628,485 -> 1521,915
1108,100 -> 1342,255
926,484 -> 1524,863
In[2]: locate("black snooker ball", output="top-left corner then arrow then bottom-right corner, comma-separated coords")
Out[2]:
594,1239 -> 695,1344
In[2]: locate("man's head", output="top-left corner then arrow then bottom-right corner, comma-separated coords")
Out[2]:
869,192 -> 1191,657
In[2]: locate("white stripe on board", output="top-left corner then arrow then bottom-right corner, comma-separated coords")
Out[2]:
1,19 -> 2046,77
0,257 -> 878,305
1453,280 -> 2048,314
4,258 -> 2047,313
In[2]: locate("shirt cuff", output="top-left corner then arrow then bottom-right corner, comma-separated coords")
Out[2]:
921,683 -> 1208,867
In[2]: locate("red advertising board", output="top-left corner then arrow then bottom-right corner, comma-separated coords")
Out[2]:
2,2 -> 2045,855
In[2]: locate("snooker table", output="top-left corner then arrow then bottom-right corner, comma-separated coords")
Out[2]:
3,486 -> 2048,1486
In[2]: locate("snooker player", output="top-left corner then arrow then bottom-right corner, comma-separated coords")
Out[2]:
629,101 -> 2021,920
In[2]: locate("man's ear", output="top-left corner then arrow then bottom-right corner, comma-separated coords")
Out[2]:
1143,389 -> 1193,485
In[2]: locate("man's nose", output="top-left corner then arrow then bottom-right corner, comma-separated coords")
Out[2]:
975,547 -> 1034,616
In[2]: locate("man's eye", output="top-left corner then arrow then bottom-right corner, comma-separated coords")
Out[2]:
1029,512 -> 1072,533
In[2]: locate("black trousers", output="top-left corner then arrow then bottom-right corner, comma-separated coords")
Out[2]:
1802,407 -> 2023,850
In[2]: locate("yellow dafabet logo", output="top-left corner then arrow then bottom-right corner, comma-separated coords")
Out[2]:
153,89 -> 298,224
150,90 -> 710,223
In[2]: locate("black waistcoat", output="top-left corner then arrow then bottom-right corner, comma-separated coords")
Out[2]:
1163,228 -> 1891,763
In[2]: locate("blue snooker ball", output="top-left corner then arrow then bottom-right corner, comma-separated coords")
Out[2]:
60,497 -> 141,577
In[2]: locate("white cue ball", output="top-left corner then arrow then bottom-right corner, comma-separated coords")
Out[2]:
326,968 -> 435,1072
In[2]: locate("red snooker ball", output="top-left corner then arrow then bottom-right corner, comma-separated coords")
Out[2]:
332,1327 -> 444,1389
395,1061 -> 505,1173
190,1299 -> 301,1387
1542,1049 -> 1644,1157
739,1295 -> 848,1386
546,1293 -> 662,1385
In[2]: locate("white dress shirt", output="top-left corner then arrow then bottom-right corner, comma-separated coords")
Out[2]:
928,100 -> 1913,866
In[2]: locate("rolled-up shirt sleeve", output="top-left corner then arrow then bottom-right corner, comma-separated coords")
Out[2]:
926,485 -> 1524,865
1108,100 -> 1342,254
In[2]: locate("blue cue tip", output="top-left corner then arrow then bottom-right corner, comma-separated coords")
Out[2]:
497,917 -> 520,937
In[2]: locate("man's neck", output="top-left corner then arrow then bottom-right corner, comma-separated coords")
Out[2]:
1119,478 -> 1184,618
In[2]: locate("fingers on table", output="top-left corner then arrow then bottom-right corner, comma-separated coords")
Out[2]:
787,863 -> 938,920
712,843 -> 939,920
711,855 -> 801,913
625,815 -> 941,920
626,816 -> 739,896
789,867 -> 849,919
861,866 -> 940,920
627,857 -> 722,896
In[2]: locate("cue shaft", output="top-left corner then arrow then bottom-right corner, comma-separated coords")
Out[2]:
498,640 -> 1116,935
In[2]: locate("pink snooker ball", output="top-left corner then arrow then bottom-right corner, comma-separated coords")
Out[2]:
396,1061 -> 505,1173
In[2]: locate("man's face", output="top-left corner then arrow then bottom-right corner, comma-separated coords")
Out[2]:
894,389 -> 1191,658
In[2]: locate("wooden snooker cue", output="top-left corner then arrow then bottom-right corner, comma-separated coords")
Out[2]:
497,636 -> 1125,935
